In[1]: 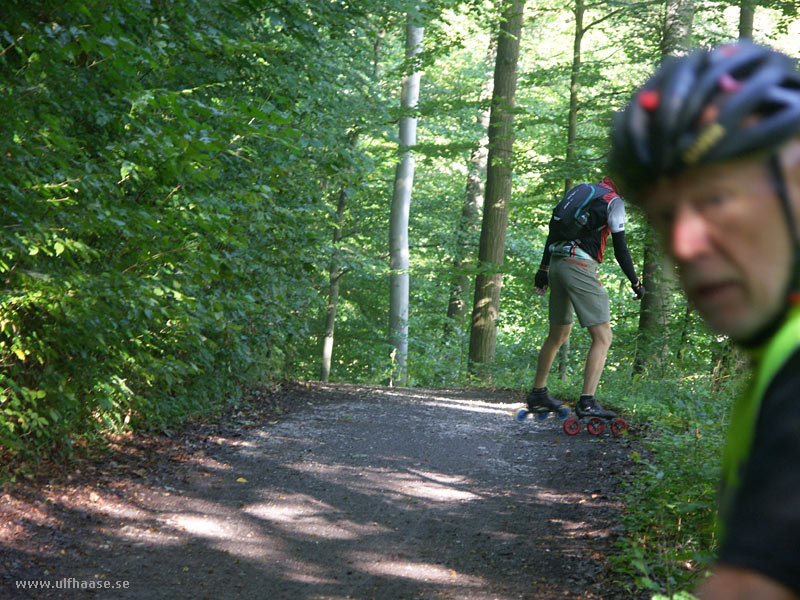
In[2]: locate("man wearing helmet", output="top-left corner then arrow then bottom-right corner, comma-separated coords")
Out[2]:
610,41 -> 800,599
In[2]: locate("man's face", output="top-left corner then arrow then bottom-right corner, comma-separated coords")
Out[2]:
643,155 -> 795,342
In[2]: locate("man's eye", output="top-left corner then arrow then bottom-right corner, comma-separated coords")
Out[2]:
702,194 -> 726,208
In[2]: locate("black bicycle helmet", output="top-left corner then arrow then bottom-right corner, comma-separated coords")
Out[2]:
609,41 -> 800,199
610,41 -> 800,345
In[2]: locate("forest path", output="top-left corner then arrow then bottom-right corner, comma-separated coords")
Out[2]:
1,383 -> 643,599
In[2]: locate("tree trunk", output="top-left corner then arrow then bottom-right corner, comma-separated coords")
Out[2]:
675,302 -> 692,361
468,0 -> 525,375
389,12 -> 424,387
555,0 -> 585,381
446,41 -> 495,332
322,21 -> 385,382
564,0 -> 584,190
660,0 -> 694,58
739,0 -> 754,39
634,235 -> 673,373
321,186 -> 347,382
634,0 -> 694,374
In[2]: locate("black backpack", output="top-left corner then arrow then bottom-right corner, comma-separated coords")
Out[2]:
548,183 -> 610,242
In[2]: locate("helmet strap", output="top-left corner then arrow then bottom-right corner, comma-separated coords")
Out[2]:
767,153 -> 800,300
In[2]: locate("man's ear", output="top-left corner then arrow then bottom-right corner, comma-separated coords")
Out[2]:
779,139 -> 800,231
780,138 -> 800,170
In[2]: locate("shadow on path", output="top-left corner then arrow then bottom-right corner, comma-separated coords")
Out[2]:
0,384 -> 643,599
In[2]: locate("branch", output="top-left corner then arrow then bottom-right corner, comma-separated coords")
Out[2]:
122,246 -> 188,274
0,34 -> 23,58
582,7 -> 626,33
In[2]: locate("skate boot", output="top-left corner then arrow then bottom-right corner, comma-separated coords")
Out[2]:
515,388 -> 569,423
525,387 -> 563,412
563,396 -> 628,436
575,395 -> 616,419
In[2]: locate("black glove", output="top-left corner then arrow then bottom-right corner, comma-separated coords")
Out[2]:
535,269 -> 549,290
632,280 -> 645,300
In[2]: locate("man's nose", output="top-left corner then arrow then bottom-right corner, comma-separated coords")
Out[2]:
671,204 -> 712,261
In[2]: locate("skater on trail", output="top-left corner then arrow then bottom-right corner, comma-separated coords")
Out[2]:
527,176 -> 644,418
610,41 -> 800,599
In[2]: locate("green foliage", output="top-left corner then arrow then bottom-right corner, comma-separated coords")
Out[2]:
0,3 -> 796,597
0,0 -> 397,469
604,372 -> 747,597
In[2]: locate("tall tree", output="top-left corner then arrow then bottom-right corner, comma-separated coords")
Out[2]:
320,16 -> 389,383
634,0 -> 695,374
564,0 -> 585,193
468,0 -> 526,375
321,183 -> 348,382
446,41 -> 495,333
555,0 -> 588,382
389,10 -> 425,386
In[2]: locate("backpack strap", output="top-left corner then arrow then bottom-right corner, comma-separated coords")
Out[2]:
571,185 -> 596,219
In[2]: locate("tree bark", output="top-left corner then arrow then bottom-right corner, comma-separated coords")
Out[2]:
739,0 -> 754,39
660,0 -> 694,58
634,235 -> 674,373
468,0 -> 525,375
389,12 -> 424,387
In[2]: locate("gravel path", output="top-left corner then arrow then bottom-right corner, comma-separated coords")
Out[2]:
1,383 -> 642,599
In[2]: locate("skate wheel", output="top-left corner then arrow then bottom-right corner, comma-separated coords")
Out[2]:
610,418 -> 628,437
563,418 -> 580,436
587,418 -> 605,435
534,409 -> 549,422
556,407 -> 569,421
515,409 -> 529,423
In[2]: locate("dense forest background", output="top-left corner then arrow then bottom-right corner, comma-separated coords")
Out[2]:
2,0 -> 799,595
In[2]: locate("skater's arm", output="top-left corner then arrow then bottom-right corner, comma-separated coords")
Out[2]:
539,227 -> 554,271
608,198 -> 643,298
611,231 -> 638,286
696,565 -> 799,600
611,231 -> 643,299
534,228 -> 555,293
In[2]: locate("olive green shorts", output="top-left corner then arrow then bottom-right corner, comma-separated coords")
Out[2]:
548,255 -> 610,327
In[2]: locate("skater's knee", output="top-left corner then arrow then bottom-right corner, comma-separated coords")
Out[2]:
546,323 -> 572,346
588,322 -> 612,348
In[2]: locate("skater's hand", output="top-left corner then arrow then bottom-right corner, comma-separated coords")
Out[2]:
632,280 -> 645,300
534,269 -> 548,295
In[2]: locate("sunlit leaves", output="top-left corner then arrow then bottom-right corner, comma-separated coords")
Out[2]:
0,0 -> 390,468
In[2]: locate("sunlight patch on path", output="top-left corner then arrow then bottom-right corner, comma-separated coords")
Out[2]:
245,494 -> 389,540
285,462 -> 482,504
347,551 -> 485,587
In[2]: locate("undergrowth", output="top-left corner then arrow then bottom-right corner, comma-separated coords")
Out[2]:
604,371 -> 747,598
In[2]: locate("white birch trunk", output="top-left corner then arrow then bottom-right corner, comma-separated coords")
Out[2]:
389,13 -> 423,387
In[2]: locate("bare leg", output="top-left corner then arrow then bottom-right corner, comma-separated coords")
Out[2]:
533,323 -> 572,389
582,322 -> 612,396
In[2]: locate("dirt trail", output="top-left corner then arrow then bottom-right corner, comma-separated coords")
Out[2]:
1,383 -> 644,599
